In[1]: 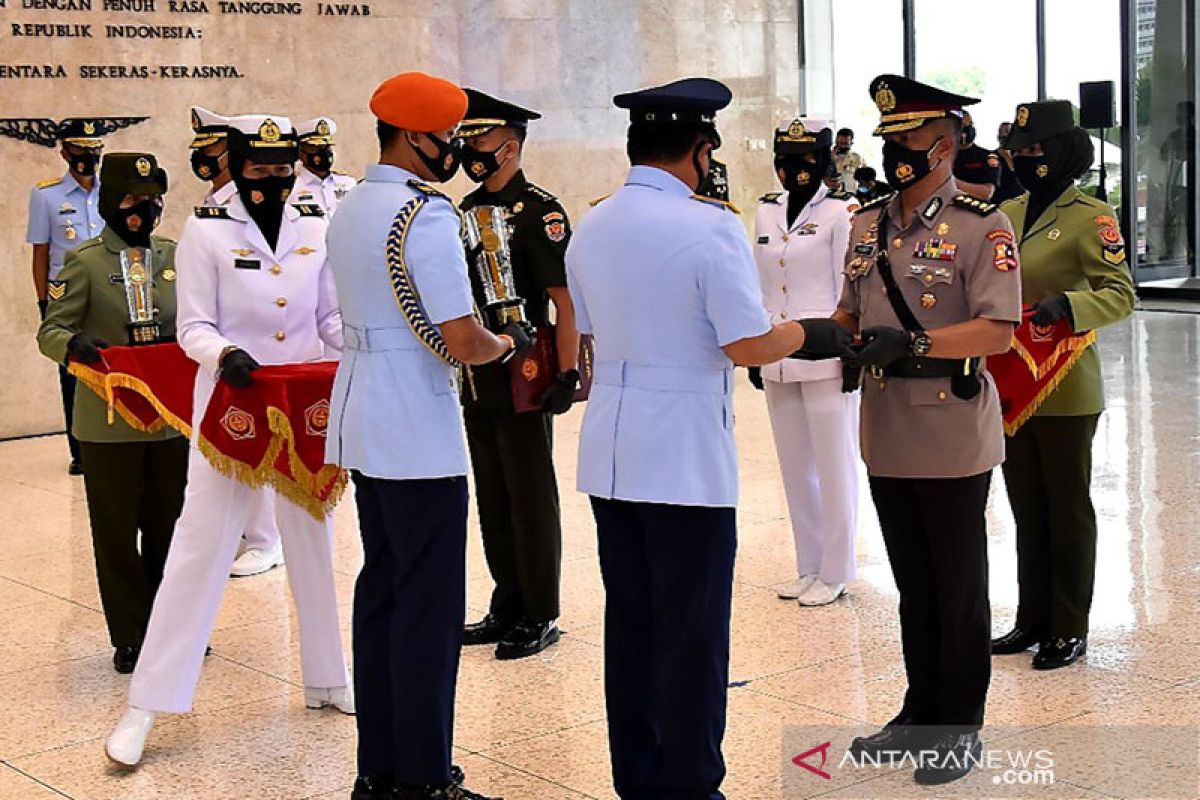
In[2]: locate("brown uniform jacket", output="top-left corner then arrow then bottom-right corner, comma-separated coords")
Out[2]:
838,177 -> 1022,478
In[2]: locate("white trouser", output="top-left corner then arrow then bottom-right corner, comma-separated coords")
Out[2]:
241,488 -> 281,553
130,445 -> 349,713
763,377 -> 860,584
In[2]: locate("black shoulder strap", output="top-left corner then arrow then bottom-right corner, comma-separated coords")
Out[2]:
873,207 -> 924,333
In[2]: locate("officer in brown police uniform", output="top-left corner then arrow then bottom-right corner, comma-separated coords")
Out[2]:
835,75 -> 1022,786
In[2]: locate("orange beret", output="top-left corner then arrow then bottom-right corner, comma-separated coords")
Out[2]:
369,72 -> 468,133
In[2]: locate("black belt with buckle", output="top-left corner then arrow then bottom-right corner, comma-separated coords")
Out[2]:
880,357 -> 973,379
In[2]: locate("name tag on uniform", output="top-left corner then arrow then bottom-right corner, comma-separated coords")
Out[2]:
798,222 -> 819,235
854,243 -> 875,255
756,236 -> 769,244
59,207 -> 76,215
108,273 -> 125,285
234,258 -> 261,270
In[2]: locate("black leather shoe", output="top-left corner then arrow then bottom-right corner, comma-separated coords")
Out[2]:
462,614 -> 515,647
495,619 -> 560,661
393,781 -> 499,799
847,716 -> 933,761
991,626 -> 1043,655
68,459 -> 84,476
913,731 -> 982,785
351,775 -> 393,799
1032,636 -> 1087,670
112,645 -> 140,674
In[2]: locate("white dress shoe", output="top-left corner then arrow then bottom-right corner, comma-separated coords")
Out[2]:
305,685 -> 355,715
230,544 -> 284,577
777,575 -> 817,600
798,579 -> 846,607
105,707 -> 156,767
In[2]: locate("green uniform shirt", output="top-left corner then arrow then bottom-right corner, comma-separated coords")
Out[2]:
1001,186 -> 1136,417
460,171 -> 570,414
37,227 -> 182,443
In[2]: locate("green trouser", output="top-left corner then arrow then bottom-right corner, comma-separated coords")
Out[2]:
78,437 -> 189,648
1001,414 -> 1101,639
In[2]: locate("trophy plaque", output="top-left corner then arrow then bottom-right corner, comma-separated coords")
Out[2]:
120,247 -> 161,345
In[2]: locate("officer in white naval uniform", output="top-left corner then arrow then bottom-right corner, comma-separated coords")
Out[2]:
106,114 -> 353,768
294,116 -> 357,215
325,72 -> 523,800
752,119 -> 861,607
566,78 -> 855,800
27,118 -> 109,473
188,105 -> 284,578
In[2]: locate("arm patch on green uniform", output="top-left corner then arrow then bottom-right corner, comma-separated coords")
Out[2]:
47,280 -> 67,301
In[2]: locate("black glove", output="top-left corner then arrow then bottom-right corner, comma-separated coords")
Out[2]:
854,326 -> 912,369
1030,293 -> 1073,327
220,348 -> 260,389
841,356 -> 862,393
542,369 -> 580,415
747,366 -> 764,391
498,321 -> 536,364
66,332 -> 110,365
790,318 -> 856,360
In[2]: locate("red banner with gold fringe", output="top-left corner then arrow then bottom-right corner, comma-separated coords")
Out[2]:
990,309 -> 1097,436
68,343 -> 345,520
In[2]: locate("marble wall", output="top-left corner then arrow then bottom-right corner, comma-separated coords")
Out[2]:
0,0 -> 800,439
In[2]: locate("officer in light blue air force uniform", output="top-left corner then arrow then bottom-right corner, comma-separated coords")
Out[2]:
565,77 -> 854,800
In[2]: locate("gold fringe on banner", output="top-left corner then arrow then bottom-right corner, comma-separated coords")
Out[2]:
1009,330 -> 1097,381
1003,340 -> 1097,437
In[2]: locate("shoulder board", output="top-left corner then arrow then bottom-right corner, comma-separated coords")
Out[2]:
406,179 -> 449,201
759,192 -> 782,204
523,184 -> 559,203
827,190 -> 853,200
588,193 -> 611,207
36,177 -> 63,190
194,206 -> 230,219
690,194 -> 738,213
853,193 -> 893,214
74,238 -> 105,253
293,204 -> 326,217
952,193 -> 998,216
332,170 -> 352,178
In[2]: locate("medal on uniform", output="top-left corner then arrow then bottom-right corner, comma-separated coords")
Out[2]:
120,247 -> 162,345
65,226 -> 77,241
462,205 -> 527,329
936,222 -> 950,236
920,291 -> 937,309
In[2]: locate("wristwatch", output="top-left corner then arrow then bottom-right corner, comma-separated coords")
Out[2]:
910,331 -> 933,357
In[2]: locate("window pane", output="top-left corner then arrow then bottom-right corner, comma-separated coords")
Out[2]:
915,0 -> 1039,154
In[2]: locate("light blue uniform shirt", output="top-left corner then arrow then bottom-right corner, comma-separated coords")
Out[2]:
26,172 -> 104,279
566,165 -> 772,508
324,164 -> 475,480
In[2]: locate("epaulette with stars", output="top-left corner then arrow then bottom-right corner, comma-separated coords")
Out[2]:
759,192 -> 782,204
853,193 -> 893,214
827,190 -> 853,200
952,193 -> 998,216
690,194 -> 740,214
522,184 -> 559,204
194,206 -> 230,219
406,179 -> 450,201
36,177 -> 63,190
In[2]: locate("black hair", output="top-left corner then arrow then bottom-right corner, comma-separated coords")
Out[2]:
626,123 -> 712,165
510,125 -> 528,145
854,166 -> 876,182
377,120 -> 403,151
836,128 -> 854,139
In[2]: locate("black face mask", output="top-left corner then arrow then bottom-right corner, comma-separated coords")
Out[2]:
835,145 -> 850,155
415,133 -> 462,182
303,146 -> 334,174
109,199 -> 162,248
462,143 -> 507,183
190,149 -> 226,182
1012,154 -> 1053,192
236,172 -> 295,251
962,124 -> 977,147
882,138 -> 945,188
689,141 -> 714,192
70,151 -> 100,177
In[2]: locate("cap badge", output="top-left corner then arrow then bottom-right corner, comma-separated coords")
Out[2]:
1016,106 -> 1030,127
191,109 -> 201,131
316,119 -> 331,136
875,83 -> 897,114
259,118 -> 282,143
83,121 -> 96,135
1036,164 -> 1049,178
787,119 -> 806,138
136,157 -> 152,177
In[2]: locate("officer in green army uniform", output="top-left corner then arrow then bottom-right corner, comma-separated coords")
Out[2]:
36,153 -> 187,676
457,89 -> 581,660
990,100 -> 1135,670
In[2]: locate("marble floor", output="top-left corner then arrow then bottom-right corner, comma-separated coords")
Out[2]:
0,310 -> 1197,799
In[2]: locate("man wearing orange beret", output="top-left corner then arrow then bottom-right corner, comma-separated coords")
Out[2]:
325,71 -> 530,800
